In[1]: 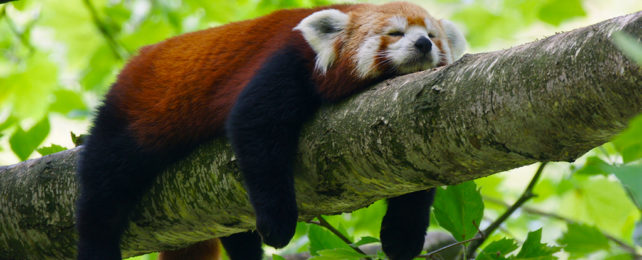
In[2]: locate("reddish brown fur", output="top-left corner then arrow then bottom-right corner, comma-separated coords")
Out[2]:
109,5 -> 361,149
158,239 -> 221,260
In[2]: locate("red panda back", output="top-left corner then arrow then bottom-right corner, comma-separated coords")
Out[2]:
108,6 -> 351,149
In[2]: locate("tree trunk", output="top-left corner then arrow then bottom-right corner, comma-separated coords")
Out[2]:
0,11 -> 640,260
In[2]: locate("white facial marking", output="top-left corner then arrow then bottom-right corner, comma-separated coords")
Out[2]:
440,19 -> 467,62
294,9 -> 349,74
388,16 -> 408,33
355,36 -> 382,78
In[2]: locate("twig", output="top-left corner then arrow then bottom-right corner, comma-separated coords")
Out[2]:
1,5 -> 35,52
419,236 -> 482,259
309,216 -> 370,258
484,197 -> 642,258
466,162 -> 548,256
81,0 -> 126,60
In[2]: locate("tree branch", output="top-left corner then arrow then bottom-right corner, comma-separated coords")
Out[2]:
0,12 -> 640,259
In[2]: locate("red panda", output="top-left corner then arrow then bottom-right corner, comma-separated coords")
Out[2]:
75,2 -> 466,260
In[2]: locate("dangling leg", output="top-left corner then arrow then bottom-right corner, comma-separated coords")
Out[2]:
380,188 -> 436,260
220,231 -> 263,260
226,47 -> 320,248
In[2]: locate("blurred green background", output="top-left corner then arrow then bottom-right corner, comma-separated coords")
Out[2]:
0,0 -> 641,259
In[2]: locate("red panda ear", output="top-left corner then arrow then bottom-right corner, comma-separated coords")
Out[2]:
439,19 -> 467,62
294,9 -> 349,74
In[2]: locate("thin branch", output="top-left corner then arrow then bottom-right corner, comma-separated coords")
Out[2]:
308,216 -> 370,258
81,0 -> 126,60
1,6 -> 34,52
466,162 -> 548,256
419,236 -> 482,259
484,197 -> 642,257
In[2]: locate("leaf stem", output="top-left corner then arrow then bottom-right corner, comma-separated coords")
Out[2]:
309,216 -> 370,258
1,5 -> 35,52
419,236 -> 481,259
466,162 -> 548,256
81,0 -> 126,60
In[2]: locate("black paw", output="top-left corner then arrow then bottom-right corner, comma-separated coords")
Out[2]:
380,226 -> 426,260
255,204 -> 298,248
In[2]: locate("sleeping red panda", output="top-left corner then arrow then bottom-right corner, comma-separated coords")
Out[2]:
75,2 -> 466,260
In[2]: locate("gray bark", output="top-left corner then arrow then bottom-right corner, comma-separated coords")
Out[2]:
1,11 -> 641,260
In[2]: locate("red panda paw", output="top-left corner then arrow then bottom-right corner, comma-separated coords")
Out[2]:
255,204 -> 298,248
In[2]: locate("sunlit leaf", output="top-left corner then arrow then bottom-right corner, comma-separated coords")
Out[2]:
0,54 -> 58,120
612,114 -> 642,163
36,144 -> 68,156
272,254 -> 286,260
308,224 -> 352,256
611,163 -> 642,210
476,238 -> 518,260
560,176 -> 639,239
433,181 -> 484,241
311,248 -> 364,260
537,0 -> 586,26
573,156 -> 611,176
557,223 -> 610,257
9,117 -> 50,161
515,229 -> 560,259
50,89 -> 87,117
353,236 -> 379,246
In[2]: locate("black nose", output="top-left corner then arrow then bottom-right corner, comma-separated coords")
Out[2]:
414,36 -> 432,53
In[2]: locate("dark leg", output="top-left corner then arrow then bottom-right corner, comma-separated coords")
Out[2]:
381,188 -> 436,260
75,103 -> 171,260
226,46 -> 320,248
220,231 -> 263,260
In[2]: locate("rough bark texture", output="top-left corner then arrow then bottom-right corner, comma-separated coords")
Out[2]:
0,12 -> 640,259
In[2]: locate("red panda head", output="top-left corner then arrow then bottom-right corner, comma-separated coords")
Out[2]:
295,2 -> 466,79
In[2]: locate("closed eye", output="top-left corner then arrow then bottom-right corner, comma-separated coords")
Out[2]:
387,31 -> 405,37
428,33 -> 436,38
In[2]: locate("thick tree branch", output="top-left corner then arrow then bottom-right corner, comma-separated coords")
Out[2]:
0,12 -> 640,259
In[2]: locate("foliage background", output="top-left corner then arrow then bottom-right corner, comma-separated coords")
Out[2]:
0,0 -> 640,259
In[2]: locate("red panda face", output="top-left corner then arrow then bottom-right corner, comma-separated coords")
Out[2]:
295,2 -> 467,79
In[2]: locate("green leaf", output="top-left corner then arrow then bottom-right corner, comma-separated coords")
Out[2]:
0,116 -> 17,132
612,31 -> 642,66
49,89 -> 87,117
611,163 -> 642,210
515,229 -> 560,259
36,144 -> 68,156
313,248 -> 365,259
433,181 -> 484,241
476,238 -> 519,260
81,44 -> 119,92
557,223 -> 610,257
0,54 -> 58,120
308,224 -> 352,256
272,254 -> 286,260
10,0 -> 26,10
612,114 -> 642,163
9,117 -> 51,161
574,156 -> 612,176
560,176 -> 639,237
634,220 -> 642,247
353,236 -> 379,246
537,0 -> 586,26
